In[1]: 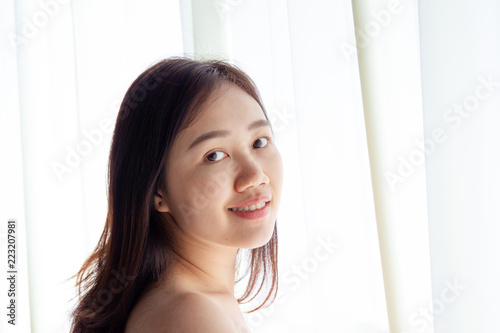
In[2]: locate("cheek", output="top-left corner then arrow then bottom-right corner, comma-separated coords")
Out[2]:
268,150 -> 284,189
178,171 -> 230,215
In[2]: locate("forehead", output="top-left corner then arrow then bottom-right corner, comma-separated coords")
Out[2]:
178,84 -> 266,140
199,84 -> 262,120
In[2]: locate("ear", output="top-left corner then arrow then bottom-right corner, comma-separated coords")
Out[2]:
154,190 -> 170,213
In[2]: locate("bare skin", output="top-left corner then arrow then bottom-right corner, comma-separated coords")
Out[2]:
124,262 -> 251,332
124,83 -> 283,332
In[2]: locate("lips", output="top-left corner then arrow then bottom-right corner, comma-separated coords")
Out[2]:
228,195 -> 271,209
227,201 -> 271,220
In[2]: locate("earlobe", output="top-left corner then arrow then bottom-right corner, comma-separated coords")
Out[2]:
154,191 -> 170,213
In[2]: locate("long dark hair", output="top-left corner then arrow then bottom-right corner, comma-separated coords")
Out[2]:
69,57 -> 278,332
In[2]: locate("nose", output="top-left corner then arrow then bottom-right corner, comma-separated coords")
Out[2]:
234,156 -> 270,192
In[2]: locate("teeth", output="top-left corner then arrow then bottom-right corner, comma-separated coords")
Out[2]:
230,201 -> 267,212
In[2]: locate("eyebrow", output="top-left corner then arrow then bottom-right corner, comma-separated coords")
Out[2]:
188,119 -> 270,150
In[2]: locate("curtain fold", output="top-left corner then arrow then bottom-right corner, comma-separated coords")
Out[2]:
351,0 -> 434,332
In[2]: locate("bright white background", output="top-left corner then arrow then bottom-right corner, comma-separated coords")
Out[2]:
0,0 -> 499,332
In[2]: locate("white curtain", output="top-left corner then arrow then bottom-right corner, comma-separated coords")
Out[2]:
1,0 -> 498,332
419,1 -> 500,332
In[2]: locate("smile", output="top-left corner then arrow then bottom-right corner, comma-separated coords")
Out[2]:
228,201 -> 271,220
228,201 -> 269,212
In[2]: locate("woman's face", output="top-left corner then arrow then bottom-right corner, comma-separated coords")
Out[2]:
156,83 -> 283,250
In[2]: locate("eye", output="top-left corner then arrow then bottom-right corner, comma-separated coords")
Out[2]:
204,151 -> 227,162
253,136 -> 271,149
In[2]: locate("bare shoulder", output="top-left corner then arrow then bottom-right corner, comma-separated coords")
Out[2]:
125,291 -> 237,333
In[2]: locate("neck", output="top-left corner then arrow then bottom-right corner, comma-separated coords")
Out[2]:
168,238 -> 239,296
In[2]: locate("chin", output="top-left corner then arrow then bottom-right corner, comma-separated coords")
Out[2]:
238,219 -> 276,249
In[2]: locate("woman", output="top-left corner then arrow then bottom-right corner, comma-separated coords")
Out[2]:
70,57 -> 283,332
